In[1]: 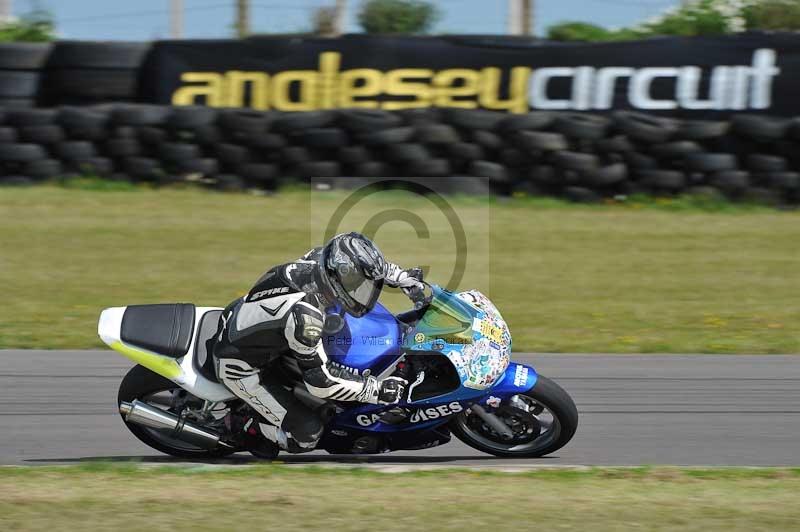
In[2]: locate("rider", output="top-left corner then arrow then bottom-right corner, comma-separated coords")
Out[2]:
212,232 -> 424,453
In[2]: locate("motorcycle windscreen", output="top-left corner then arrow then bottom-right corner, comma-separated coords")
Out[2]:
406,286 -> 477,346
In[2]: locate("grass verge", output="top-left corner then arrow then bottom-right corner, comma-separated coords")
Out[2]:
1,185 -> 798,352
1,464 -> 799,531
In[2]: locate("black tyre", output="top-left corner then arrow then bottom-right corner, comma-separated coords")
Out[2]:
469,160 -> 509,182
215,143 -> 251,166
650,141 -> 703,160
112,104 -> 169,126
159,142 -> 201,163
360,126 -> 414,146
48,41 -> 149,68
553,113 -> 610,140
747,154 -> 787,173
175,157 -> 219,176
354,161 -> 395,177
614,111 -> 677,143
167,105 -> 217,129
386,143 -> 430,163
498,111 -> 553,132
470,130 -> 503,150
554,151 -> 600,172
338,145 -> 372,165
118,365 -> 236,459
582,163 -> 627,187
339,109 -> 401,132
301,127 -> 348,148
564,186 -> 601,202
298,160 -> 341,178
217,109 -> 272,137
0,43 -> 51,69
594,135 -> 635,153
58,106 -> 109,130
515,131 -> 568,152
0,143 -> 47,162
447,142 -> 485,161
442,108 -> 505,130
273,111 -> 334,132
55,141 -> 97,161
731,114 -> 789,141
24,158 -> 63,179
0,71 -> 40,98
450,375 -> 578,458
19,125 -> 65,145
44,69 -> 139,101
106,138 -> 142,157
639,170 -> 687,191
406,157 -> 451,176
238,162 -> 279,183
0,127 -> 18,143
6,108 -> 56,126
415,124 -> 460,144
677,120 -> 729,140
685,153 -> 738,172
710,171 -> 750,194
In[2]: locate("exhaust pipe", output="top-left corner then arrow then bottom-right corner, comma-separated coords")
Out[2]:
119,400 -> 233,450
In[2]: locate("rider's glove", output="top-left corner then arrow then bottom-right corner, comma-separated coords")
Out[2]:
377,377 -> 408,405
386,264 -> 424,291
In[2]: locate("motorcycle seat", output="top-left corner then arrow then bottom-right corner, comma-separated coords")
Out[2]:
120,303 -> 195,358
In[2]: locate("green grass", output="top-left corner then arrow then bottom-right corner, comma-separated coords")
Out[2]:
1,465 -> 799,531
1,185 -> 799,353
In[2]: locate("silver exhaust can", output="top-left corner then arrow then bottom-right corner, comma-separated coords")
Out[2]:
119,399 -> 232,450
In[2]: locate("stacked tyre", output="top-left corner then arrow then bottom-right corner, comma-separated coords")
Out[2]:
0,43 -> 51,108
0,103 -> 799,205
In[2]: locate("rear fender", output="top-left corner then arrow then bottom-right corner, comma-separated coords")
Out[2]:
98,306 -> 235,402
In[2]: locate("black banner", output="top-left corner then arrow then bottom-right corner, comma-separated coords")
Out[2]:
140,33 -> 800,118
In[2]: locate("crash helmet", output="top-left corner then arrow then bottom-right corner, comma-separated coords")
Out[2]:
318,232 -> 386,317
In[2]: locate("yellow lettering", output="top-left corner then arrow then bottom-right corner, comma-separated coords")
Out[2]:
271,70 -> 318,111
479,67 -> 531,114
381,69 -> 433,110
223,71 -> 270,110
318,52 -> 341,109
433,69 -> 479,108
339,69 -> 382,108
172,72 -> 224,107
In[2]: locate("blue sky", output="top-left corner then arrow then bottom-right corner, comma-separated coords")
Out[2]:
19,0 -> 678,40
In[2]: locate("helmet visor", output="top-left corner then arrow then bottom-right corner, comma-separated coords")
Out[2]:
335,266 -> 383,316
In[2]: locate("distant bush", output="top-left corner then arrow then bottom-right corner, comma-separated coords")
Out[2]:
548,0 -> 800,42
358,0 -> 439,34
0,10 -> 55,42
743,0 -> 800,30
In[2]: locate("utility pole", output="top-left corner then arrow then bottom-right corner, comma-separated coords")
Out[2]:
507,0 -> 534,36
0,0 -> 12,22
521,0 -> 533,36
170,0 -> 183,39
236,0 -> 250,38
507,0 -> 521,34
333,0 -> 347,36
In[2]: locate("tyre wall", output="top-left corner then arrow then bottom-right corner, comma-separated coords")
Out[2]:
0,104 -> 798,204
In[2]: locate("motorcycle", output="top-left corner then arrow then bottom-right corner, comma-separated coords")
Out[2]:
98,282 -> 578,459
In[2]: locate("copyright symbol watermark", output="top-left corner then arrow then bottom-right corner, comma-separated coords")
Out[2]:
309,176 -> 490,296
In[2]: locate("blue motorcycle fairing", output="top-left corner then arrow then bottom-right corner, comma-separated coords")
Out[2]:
327,362 -> 538,434
322,301 -> 401,377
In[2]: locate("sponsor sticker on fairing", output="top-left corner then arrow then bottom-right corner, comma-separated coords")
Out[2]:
513,365 -> 529,387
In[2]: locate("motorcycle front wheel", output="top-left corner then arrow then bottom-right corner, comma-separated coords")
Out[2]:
450,375 -> 578,458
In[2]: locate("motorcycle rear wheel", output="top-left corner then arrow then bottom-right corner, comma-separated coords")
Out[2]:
450,375 -> 578,458
118,364 -> 238,459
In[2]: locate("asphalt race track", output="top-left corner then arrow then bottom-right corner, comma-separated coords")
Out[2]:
1,350 -> 798,467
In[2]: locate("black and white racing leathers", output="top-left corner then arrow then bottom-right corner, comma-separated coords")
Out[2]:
212,248 -> 421,451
